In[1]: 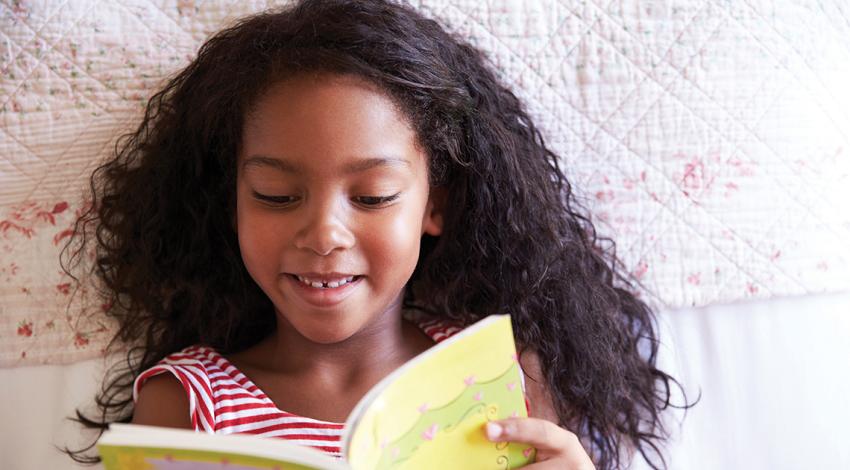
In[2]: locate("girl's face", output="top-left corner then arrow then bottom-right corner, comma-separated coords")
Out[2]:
236,73 -> 443,344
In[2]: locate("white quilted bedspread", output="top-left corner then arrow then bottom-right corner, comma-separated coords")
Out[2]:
2,0 -> 849,366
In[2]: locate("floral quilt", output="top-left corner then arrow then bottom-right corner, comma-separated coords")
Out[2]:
2,0 -> 849,366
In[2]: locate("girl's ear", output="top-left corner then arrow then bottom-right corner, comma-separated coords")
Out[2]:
422,186 -> 447,236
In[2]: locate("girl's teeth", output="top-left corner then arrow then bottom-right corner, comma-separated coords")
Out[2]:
297,275 -> 355,288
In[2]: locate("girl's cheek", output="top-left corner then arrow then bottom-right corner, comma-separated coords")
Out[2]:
237,207 -> 281,256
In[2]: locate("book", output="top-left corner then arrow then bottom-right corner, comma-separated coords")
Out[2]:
97,314 -> 535,469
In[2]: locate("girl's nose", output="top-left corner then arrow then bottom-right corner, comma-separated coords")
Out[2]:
293,202 -> 355,256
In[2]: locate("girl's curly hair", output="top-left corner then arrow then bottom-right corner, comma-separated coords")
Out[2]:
63,0 -> 694,468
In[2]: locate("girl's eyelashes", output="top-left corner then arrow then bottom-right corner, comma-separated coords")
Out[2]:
250,191 -> 401,207
251,191 -> 297,206
354,193 -> 400,207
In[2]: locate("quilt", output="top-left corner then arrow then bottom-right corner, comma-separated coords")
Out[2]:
2,0 -> 849,366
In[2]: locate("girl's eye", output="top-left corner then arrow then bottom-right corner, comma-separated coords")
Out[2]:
355,194 -> 400,207
252,191 -> 297,206
251,191 -> 400,207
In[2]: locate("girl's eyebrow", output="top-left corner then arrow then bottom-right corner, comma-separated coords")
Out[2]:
241,155 -> 411,174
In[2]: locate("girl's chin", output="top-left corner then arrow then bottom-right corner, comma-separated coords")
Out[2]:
281,315 -> 363,345
271,299 -> 367,345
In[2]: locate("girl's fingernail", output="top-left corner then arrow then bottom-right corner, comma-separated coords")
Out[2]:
486,422 -> 503,440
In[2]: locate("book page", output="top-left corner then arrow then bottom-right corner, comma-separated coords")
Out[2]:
98,424 -> 348,470
344,315 -> 534,469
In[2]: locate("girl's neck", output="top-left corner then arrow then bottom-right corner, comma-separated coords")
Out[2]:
257,301 -> 434,391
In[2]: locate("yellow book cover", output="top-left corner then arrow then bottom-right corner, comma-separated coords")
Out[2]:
97,314 -> 534,469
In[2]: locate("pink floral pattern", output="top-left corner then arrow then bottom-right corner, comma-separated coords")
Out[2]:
0,197 -> 113,362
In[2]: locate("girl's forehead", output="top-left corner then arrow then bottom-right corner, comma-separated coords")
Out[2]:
239,152 -> 418,180
240,73 -> 426,170
249,72 -> 404,121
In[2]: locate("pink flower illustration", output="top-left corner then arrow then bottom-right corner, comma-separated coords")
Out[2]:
74,333 -> 90,348
53,229 -> 74,246
686,273 -> 701,285
421,423 -> 438,441
682,159 -> 712,194
632,260 -> 649,280
0,220 -> 34,238
595,190 -> 615,203
17,321 -> 33,337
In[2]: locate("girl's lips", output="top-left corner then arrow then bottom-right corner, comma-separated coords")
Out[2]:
283,273 -> 363,308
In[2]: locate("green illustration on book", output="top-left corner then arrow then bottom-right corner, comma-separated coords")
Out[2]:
370,361 -> 530,469
98,315 -> 535,469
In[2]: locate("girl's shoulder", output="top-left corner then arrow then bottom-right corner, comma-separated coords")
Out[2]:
131,344 -> 240,432
130,345 -> 219,430
131,346 -> 224,407
132,346 -> 221,389
164,344 -> 220,363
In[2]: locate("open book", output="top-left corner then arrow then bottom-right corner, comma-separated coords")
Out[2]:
97,314 -> 535,469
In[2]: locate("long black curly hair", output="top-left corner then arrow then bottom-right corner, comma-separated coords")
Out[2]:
63,0 -> 694,468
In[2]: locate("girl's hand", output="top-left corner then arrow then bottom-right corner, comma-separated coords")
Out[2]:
485,417 -> 596,470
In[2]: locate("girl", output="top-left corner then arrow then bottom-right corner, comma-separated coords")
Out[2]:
64,0 -> 691,468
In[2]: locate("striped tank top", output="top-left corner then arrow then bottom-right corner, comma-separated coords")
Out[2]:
132,312 -> 468,458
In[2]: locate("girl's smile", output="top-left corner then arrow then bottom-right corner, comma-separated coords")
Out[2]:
282,273 -> 365,309
235,72 -> 444,344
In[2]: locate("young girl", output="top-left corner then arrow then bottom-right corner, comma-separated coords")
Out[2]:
65,0 -> 691,468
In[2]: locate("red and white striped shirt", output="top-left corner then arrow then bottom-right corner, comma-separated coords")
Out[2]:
132,311 -> 465,458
